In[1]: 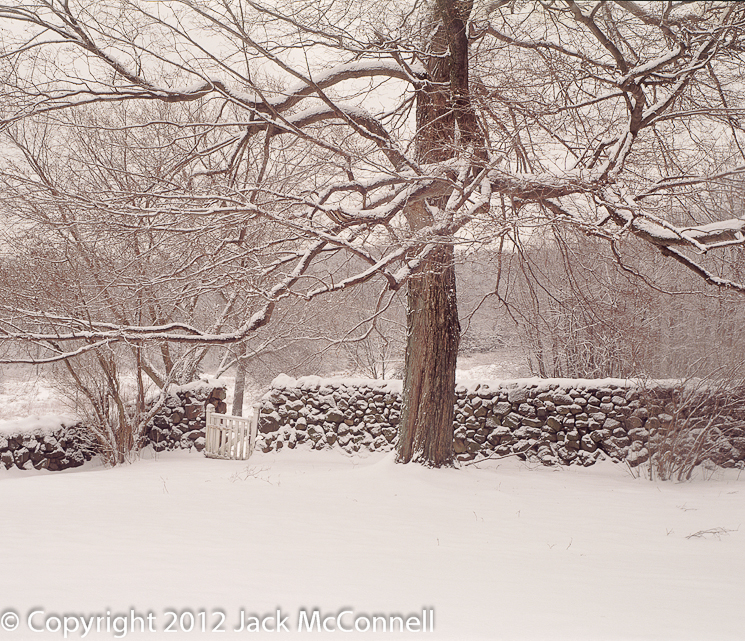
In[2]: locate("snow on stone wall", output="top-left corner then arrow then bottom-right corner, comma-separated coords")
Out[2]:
3,375 -> 743,472
0,424 -> 96,471
257,376 -> 402,453
257,376 -> 745,469
145,385 -> 227,454
0,384 -> 227,471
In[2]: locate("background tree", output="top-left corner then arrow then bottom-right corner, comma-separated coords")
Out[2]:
1,1 -> 745,466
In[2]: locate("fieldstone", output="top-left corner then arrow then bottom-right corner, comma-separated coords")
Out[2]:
41,435 -> 58,452
464,439 -> 480,453
13,447 -> 30,467
580,434 -> 598,452
576,450 -> 597,466
68,449 -> 86,467
486,416 -> 501,429
210,387 -> 228,401
626,415 -> 643,430
627,427 -> 649,442
603,417 -> 622,431
517,402 -> 535,416
537,445 -> 558,466
259,411 -> 281,433
525,427 -> 543,439
590,429 -> 607,443
503,412 -> 522,429
508,387 -> 529,404
557,446 -> 578,462
612,435 -> 632,448
493,402 -> 512,417
184,403 -> 202,420
325,408 -> 344,423
46,444 -> 66,459
553,393 -> 574,405
1,450 -> 14,469
627,446 -> 650,467
373,436 -> 389,450
513,425 -> 529,439
382,427 -> 398,443
522,417 -> 544,428
285,399 -> 303,412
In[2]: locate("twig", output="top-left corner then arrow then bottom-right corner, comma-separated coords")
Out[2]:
686,526 -> 737,540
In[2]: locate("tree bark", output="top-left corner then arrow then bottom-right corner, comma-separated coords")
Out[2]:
397,243 -> 460,465
396,0 -> 476,466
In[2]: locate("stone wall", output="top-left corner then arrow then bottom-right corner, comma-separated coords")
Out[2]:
0,383 -> 227,471
4,375 -> 743,472
0,424 -> 96,471
145,384 -> 227,453
257,376 -> 402,454
257,376 -> 745,468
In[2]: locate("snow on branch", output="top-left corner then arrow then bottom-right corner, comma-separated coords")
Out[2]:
598,190 -> 745,250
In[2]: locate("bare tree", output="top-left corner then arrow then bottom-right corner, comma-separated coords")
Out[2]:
1,1 -> 745,466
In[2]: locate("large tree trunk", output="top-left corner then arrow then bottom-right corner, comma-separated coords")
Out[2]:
396,0 -> 475,466
396,243 -> 460,465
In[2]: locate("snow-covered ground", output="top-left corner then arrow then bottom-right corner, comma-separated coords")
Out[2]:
2,362 -> 744,640
1,449 -> 744,640
0,369 -> 76,433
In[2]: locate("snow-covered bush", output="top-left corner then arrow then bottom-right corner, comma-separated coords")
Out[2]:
638,375 -> 745,481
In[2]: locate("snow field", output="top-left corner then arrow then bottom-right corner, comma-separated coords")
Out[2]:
0,448 -> 744,640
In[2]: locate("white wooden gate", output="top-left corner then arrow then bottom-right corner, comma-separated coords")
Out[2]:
204,403 -> 259,460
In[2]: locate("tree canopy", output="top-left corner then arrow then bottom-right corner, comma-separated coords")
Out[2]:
1,0 -> 745,464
